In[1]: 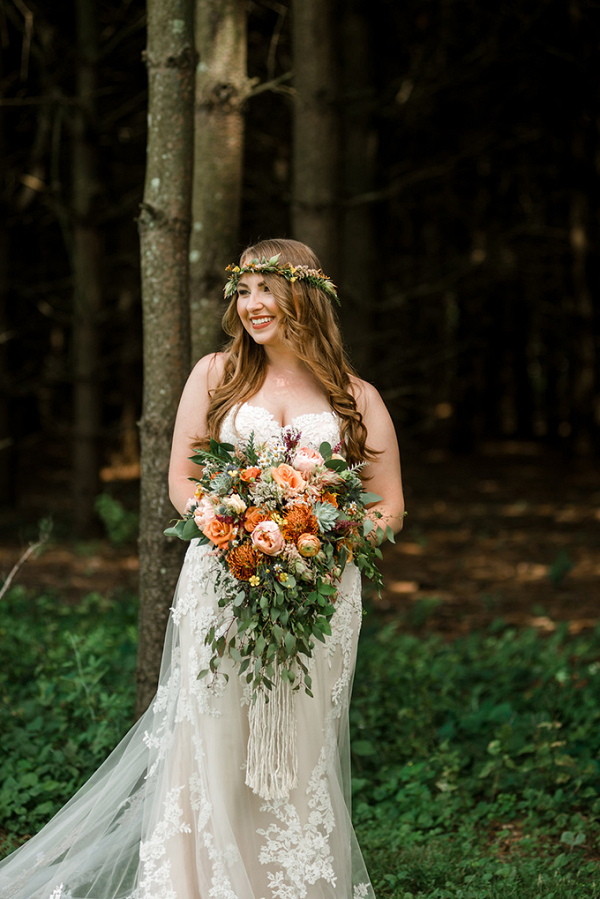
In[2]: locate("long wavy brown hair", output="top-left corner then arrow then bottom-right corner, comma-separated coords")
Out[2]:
206,238 -> 375,465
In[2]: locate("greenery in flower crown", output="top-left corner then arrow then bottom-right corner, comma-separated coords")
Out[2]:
224,254 -> 340,304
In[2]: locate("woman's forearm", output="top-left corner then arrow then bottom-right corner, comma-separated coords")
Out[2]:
366,501 -> 405,544
168,476 -> 196,518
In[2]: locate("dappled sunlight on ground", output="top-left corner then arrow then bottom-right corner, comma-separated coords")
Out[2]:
376,450 -> 600,637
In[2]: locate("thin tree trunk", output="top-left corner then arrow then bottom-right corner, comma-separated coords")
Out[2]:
291,0 -> 339,273
189,0 -> 252,364
0,46 -> 12,505
136,0 -> 195,717
569,176 -> 594,455
72,0 -> 102,532
568,0 -> 595,455
339,5 -> 375,375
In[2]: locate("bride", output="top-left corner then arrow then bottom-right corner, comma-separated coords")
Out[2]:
0,238 -> 404,899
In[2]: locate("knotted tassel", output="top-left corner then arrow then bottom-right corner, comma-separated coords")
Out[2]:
245,669 -> 298,800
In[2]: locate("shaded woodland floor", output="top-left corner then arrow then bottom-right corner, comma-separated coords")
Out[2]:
2,445 -> 599,637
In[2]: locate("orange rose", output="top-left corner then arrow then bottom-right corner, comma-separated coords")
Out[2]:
321,491 -> 338,507
202,518 -> 236,548
240,466 -> 261,482
271,463 -> 305,493
243,506 -> 270,533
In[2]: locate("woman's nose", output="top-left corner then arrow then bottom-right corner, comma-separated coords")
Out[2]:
247,289 -> 264,309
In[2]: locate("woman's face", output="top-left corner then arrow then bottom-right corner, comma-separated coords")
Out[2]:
236,272 -> 285,348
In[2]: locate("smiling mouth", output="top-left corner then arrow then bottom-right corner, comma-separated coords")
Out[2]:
250,317 -> 275,328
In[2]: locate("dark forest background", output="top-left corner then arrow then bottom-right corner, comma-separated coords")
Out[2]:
1,0 -> 599,534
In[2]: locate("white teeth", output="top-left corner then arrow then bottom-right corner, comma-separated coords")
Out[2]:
251,317 -> 274,325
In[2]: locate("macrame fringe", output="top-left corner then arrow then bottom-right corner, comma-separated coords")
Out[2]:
245,670 -> 298,800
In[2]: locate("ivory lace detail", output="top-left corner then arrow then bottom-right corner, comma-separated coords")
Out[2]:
0,403 -> 375,899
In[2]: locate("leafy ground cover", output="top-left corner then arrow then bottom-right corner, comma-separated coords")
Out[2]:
0,586 -> 137,853
1,578 -> 599,895
353,613 -> 600,897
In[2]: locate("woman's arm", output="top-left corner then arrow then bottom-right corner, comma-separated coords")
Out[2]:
168,352 -> 225,516
352,378 -> 405,543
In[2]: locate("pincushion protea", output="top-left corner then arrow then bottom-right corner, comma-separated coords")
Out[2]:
280,504 -> 319,543
227,543 -> 260,580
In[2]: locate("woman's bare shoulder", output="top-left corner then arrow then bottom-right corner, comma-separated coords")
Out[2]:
188,351 -> 228,391
347,375 -> 384,413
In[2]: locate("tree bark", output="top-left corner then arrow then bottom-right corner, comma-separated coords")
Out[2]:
291,0 -> 339,274
72,0 -> 102,532
0,46 -> 12,507
567,0 -> 595,455
137,0 -> 195,717
189,0 -> 253,364
339,5 -> 375,375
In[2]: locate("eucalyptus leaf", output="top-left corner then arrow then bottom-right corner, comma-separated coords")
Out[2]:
182,517 -> 202,540
361,491 -> 383,504
325,458 -> 347,472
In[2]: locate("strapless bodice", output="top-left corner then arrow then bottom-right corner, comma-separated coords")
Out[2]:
220,402 -> 341,450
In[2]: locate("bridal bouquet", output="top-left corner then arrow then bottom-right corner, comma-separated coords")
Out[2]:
165,429 -> 391,700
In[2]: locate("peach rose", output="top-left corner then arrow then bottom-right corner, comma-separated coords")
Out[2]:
243,506 -> 270,533
292,446 -> 324,473
240,466 -> 261,482
297,533 -> 321,557
271,463 -> 305,493
194,496 -> 216,529
251,520 -> 284,556
202,518 -> 236,548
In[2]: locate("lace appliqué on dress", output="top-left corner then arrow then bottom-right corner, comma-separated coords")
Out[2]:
220,403 -> 341,453
0,404 -> 376,899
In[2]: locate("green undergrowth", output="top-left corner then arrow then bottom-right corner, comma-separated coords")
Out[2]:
1,584 -> 600,896
0,586 -> 137,843
352,616 -> 600,896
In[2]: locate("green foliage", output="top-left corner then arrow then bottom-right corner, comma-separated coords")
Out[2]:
2,584 -> 600,898
0,586 -> 137,838
355,822 -> 600,898
351,618 -> 600,897
95,493 -> 139,545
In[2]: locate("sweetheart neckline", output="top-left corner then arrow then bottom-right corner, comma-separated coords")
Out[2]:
236,402 -> 337,431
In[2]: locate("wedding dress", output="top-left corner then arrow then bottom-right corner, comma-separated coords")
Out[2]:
0,403 -> 374,899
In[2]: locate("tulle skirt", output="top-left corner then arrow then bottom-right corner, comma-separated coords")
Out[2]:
0,541 -> 374,899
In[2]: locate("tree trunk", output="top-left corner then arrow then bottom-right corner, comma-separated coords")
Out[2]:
291,0 -> 339,274
72,0 -> 102,533
569,167 -> 595,455
189,0 -> 252,364
567,0 -> 595,455
339,5 -> 376,376
137,0 -> 195,717
0,46 -> 12,506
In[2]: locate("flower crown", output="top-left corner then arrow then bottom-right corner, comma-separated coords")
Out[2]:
224,254 -> 339,304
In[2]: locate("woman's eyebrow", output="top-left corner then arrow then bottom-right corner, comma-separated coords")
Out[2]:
238,278 -> 266,288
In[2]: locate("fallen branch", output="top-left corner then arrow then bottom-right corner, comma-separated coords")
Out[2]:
0,518 -> 52,601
